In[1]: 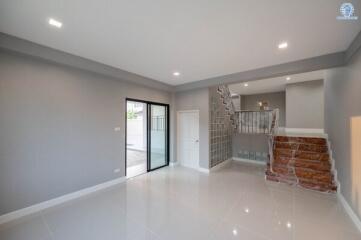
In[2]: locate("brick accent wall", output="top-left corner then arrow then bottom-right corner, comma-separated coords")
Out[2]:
266,136 -> 337,193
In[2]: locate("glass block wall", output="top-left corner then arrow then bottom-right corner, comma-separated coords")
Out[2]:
209,86 -> 233,167
236,150 -> 268,162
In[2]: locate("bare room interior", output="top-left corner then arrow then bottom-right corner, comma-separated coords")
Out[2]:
0,1 -> 361,239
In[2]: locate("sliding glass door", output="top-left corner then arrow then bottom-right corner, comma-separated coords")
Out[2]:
126,99 -> 169,177
148,104 -> 169,170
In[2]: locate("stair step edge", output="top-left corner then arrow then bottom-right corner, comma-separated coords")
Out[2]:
274,148 -> 328,154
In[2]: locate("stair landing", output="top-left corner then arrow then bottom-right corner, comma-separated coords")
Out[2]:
266,136 -> 337,193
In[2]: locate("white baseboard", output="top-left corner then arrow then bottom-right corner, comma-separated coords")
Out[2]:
0,177 -> 126,225
197,158 -> 233,174
177,162 -> 208,173
233,157 -> 266,166
209,158 -> 232,172
169,161 -> 179,167
328,139 -> 361,233
338,192 -> 361,233
198,167 -> 210,174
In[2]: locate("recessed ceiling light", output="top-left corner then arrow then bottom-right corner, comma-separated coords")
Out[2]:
173,72 -> 180,76
286,222 -> 292,229
232,229 -> 238,236
244,83 -> 249,87
278,42 -> 288,49
286,77 -> 291,81
48,18 -> 62,28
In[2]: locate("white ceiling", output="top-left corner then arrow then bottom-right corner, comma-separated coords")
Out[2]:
228,70 -> 325,95
0,0 -> 360,85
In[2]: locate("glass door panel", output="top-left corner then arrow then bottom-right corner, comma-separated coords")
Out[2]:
126,100 -> 147,178
148,104 -> 168,170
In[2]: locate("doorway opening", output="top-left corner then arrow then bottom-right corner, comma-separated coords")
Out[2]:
126,100 -> 147,178
126,99 -> 169,178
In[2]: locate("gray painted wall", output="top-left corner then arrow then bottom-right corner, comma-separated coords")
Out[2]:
324,48 -> 361,220
175,89 -> 209,168
0,51 -> 171,215
231,95 -> 241,111
241,92 -> 286,127
286,80 -> 324,129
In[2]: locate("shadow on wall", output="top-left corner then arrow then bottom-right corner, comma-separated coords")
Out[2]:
351,116 -> 361,216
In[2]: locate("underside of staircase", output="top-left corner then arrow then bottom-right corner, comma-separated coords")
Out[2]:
266,136 -> 337,193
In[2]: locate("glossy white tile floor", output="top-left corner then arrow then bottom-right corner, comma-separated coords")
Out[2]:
1,162 -> 361,240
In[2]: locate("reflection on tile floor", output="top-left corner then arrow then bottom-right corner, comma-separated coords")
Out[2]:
1,162 -> 360,240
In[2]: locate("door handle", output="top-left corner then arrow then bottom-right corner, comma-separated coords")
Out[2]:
195,140 -> 199,142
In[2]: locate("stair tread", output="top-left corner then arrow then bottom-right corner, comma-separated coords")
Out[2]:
274,146 -> 328,154
266,174 -> 337,192
274,141 -> 327,147
274,136 -> 327,145
274,149 -> 330,161
272,164 -> 332,173
268,170 -> 336,186
275,143 -> 328,152
273,157 -> 331,166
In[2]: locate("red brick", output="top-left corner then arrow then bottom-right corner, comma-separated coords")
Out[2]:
294,151 -> 329,161
267,136 -> 336,193
273,156 -> 293,166
298,144 -> 328,153
275,142 -> 298,150
295,169 -> 332,183
274,149 -> 293,158
294,159 -> 331,172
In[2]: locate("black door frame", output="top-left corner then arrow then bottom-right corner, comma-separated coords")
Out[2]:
125,98 -> 170,176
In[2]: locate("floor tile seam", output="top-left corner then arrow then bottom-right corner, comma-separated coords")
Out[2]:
223,218 -> 277,240
186,179 -> 247,237
40,212 -> 55,240
216,190 -> 247,227
115,203 -> 163,238
237,224 -> 273,240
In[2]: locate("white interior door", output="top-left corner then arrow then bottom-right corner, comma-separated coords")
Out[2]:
177,111 -> 199,169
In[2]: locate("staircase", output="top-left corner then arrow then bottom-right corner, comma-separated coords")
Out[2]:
216,84 -> 336,193
217,85 -> 238,129
266,136 -> 337,193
